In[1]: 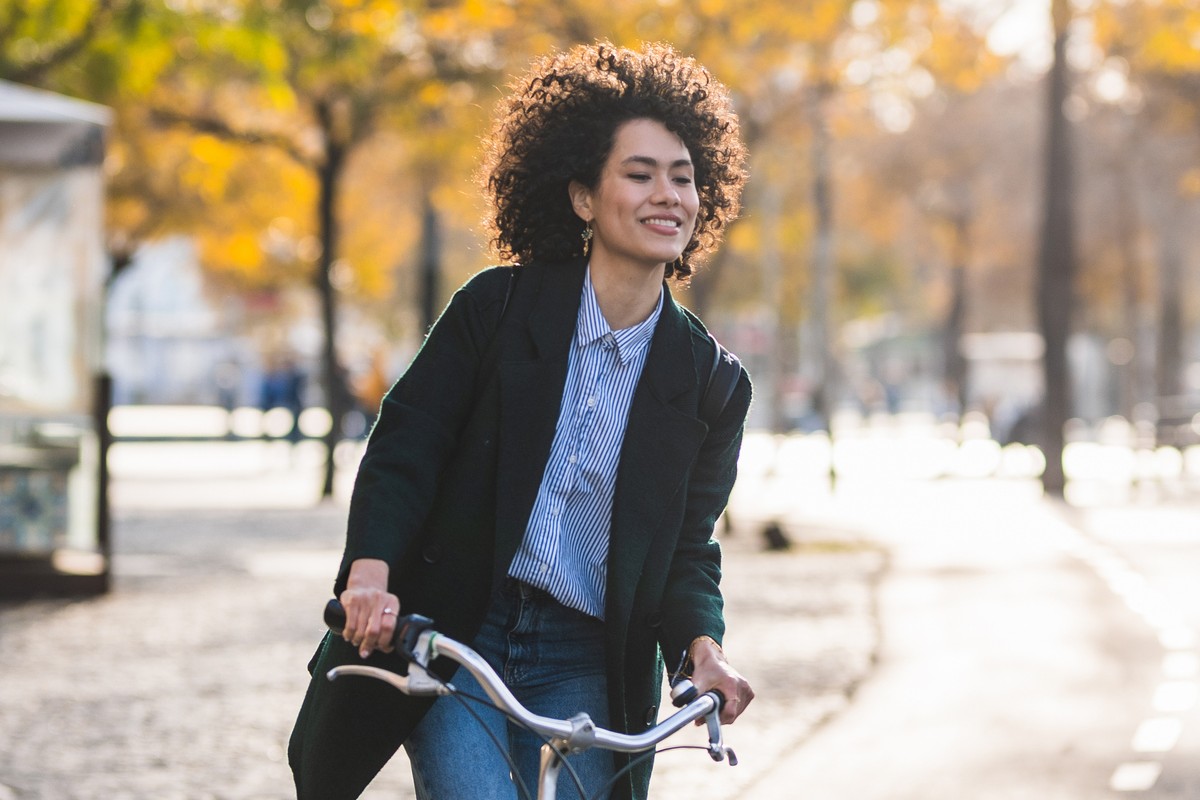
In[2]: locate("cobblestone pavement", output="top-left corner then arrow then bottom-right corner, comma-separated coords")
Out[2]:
0,455 -> 884,800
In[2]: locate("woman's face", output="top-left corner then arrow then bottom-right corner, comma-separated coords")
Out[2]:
570,118 -> 700,272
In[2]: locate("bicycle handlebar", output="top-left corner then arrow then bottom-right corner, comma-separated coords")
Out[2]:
322,599 -> 735,762
323,599 -> 434,660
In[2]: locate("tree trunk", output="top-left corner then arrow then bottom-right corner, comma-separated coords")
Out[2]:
317,136 -> 347,499
944,215 -> 970,416
1035,0 -> 1079,497
810,86 -> 835,424
758,180 -> 787,432
419,188 -> 442,333
1156,222 -> 1185,402
1115,150 -> 1142,423
687,246 -> 725,320
809,83 -> 837,484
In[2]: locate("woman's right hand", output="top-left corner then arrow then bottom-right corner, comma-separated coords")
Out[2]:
339,558 -> 401,659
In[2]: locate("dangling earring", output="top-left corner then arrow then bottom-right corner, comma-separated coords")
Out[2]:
581,221 -> 593,258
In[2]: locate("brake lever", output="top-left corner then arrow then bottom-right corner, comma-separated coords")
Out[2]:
326,660 -> 451,697
703,708 -> 737,765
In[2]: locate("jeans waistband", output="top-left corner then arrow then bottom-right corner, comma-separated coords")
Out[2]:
503,576 -> 556,603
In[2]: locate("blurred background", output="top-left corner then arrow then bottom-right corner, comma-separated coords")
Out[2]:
1,0 -> 1199,798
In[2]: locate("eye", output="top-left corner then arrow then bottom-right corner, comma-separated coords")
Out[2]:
673,175 -> 694,186
628,172 -> 651,182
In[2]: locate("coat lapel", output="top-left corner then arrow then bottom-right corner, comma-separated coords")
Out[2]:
492,259 -> 587,589
605,287 -> 708,630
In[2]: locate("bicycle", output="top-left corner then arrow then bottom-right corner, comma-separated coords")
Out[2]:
322,599 -> 738,800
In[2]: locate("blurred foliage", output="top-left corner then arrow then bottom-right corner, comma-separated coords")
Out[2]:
0,0 -> 1008,301
2,0 -> 1199,406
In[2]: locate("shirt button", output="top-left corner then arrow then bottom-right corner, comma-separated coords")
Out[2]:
568,454 -> 578,464
587,397 -> 596,408
539,563 -> 548,573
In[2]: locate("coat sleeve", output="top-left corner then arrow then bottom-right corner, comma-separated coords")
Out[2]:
657,367 -> 752,674
334,267 -> 511,594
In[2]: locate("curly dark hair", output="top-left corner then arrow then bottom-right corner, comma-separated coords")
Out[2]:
478,41 -> 747,282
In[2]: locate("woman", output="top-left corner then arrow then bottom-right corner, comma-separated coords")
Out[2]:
289,41 -> 753,800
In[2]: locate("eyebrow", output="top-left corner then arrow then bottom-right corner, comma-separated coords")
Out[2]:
622,155 -> 693,170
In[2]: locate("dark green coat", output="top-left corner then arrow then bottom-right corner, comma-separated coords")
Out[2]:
289,258 -> 751,800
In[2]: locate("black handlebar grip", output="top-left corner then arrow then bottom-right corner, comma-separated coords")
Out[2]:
322,599 -> 436,660
324,598 -> 348,633
670,678 -> 727,712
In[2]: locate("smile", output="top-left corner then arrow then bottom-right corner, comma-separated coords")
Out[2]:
641,217 -> 681,229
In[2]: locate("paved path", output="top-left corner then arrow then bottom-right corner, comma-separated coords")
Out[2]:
10,435 -> 1191,799
747,478 -> 1200,799
0,444 -> 883,800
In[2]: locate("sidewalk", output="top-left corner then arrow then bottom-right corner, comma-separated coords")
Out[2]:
6,433 -> 1196,799
0,450 -> 885,800
651,527 -> 884,800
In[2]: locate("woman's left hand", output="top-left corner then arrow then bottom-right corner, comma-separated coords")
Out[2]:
688,636 -> 754,725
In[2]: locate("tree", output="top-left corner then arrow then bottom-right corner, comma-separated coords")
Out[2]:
869,80 -> 1017,419
1091,0 -> 1200,435
671,0 -> 981,433
0,0 -> 121,84
3,0 -> 215,276
1035,0 -> 1079,496
144,0 -> 509,496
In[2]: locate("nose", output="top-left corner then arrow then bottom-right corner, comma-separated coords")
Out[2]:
652,176 -> 681,205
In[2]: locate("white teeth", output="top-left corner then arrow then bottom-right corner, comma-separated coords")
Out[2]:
643,218 -> 680,227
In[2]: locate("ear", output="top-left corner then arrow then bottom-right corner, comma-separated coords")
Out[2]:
568,180 -> 592,222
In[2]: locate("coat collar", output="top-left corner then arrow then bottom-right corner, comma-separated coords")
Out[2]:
577,267 -> 663,366
525,257 -> 586,360
520,256 -> 701,417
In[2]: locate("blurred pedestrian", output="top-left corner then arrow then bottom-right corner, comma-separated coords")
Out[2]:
260,354 -> 305,443
214,359 -> 242,440
289,41 -> 754,800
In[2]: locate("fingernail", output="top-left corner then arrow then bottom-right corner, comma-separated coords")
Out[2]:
360,648 -> 370,659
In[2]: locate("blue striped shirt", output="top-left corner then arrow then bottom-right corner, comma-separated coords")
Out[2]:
508,267 -> 663,619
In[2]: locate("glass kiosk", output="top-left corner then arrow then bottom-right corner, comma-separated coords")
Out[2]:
0,81 -> 112,596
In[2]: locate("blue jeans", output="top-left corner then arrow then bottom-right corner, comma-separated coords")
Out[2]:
404,579 -> 615,800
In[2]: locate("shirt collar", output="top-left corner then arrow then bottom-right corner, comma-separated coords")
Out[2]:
577,266 -> 663,365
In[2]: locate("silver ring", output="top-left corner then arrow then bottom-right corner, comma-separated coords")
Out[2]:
382,608 -> 396,616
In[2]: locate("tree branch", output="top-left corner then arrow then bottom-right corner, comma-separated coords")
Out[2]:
5,0 -> 113,85
150,106 -> 317,168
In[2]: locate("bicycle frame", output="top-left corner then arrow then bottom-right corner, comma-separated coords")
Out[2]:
324,604 -> 735,800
